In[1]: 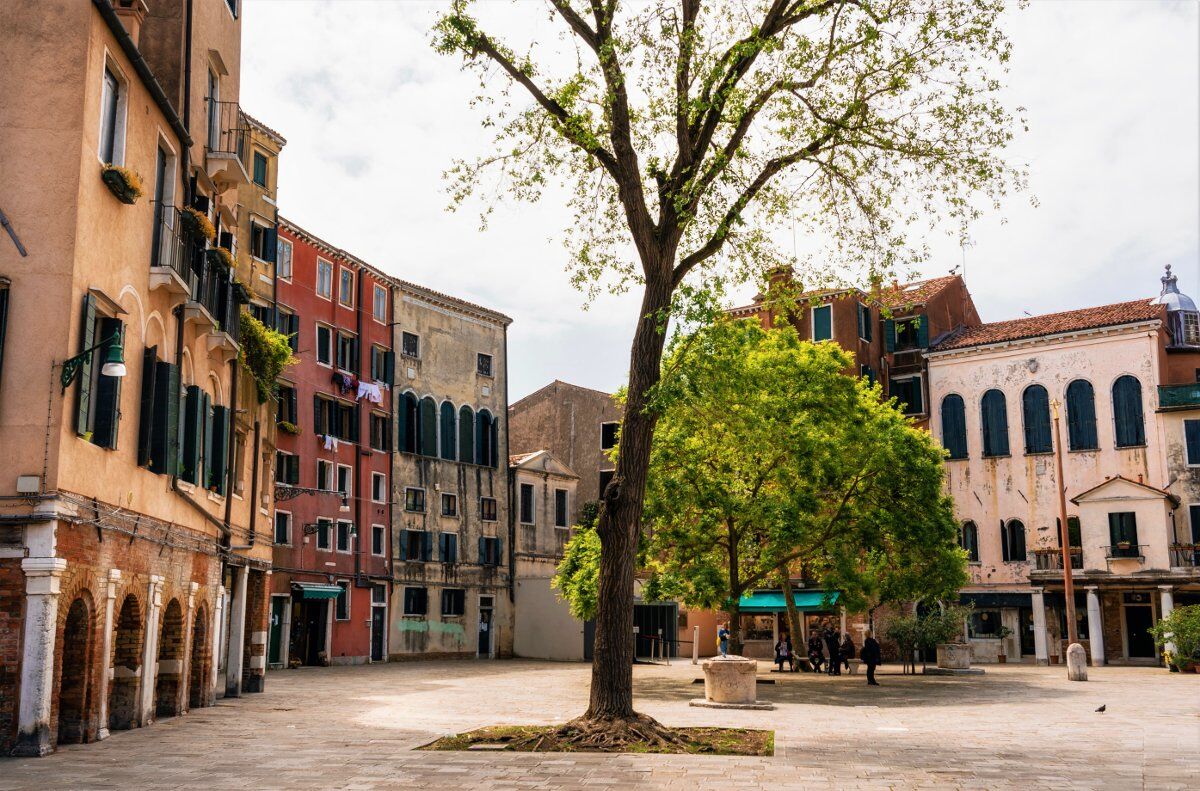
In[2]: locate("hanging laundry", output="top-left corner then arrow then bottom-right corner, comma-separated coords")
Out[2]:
357,381 -> 382,404
330,372 -> 355,396
322,434 -> 339,452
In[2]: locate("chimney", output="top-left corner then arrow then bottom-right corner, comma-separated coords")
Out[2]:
1137,473 -> 1144,484
113,0 -> 149,48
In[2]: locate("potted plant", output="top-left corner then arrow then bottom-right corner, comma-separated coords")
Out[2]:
100,164 -> 143,204
996,625 -> 1013,663
1149,605 -> 1200,673
206,246 -> 234,270
180,206 -> 216,243
277,421 -> 300,436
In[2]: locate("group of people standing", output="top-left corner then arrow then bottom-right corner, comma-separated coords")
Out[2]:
772,622 -> 882,686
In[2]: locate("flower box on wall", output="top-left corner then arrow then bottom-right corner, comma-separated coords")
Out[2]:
101,165 -> 143,204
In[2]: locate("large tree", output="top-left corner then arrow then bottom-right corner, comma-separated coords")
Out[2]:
436,0 -> 1021,730
640,319 -> 965,655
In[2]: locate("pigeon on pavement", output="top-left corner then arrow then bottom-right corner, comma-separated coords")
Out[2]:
1095,705 -> 1106,713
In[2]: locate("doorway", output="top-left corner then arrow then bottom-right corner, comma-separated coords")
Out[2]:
478,596 -> 494,658
188,605 -> 208,709
268,597 -> 287,668
371,606 -> 386,662
57,596 -> 94,744
1124,605 -> 1156,658
1018,607 -> 1036,657
289,599 -> 328,666
154,599 -> 185,718
108,594 -> 143,731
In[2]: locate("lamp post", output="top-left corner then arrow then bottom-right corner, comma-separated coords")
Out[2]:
1051,399 -> 1085,680
59,331 -> 126,393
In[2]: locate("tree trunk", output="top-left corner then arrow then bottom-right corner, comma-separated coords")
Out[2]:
726,601 -> 743,657
585,272 -> 674,721
779,571 -> 803,660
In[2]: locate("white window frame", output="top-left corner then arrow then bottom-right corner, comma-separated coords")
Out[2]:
857,302 -> 872,342
338,267 -> 355,308
316,459 -> 334,492
519,482 -> 536,526
371,472 -> 387,503
276,237 -> 293,281
316,258 -> 334,300
811,303 -> 833,342
373,284 -> 388,324
98,52 -> 129,166
890,373 -> 926,416
441,492 -> 459,518
335,520 -> 354,554
405,486 -> 426,513
334,580 -> 351,621
249,218 -> 271,263
371,524 -> 386,557
315,517 -> 333,552
315,322 -> 333,368
336,464 -> 353,498
273,509 -> 292,546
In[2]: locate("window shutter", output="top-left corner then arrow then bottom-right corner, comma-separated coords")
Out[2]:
314,395 -> 325,435
884,319 -> 896,353
182,386 -> 203,484
1066,380 -> 1098,451
1022,386 -> 1052,454
288,387 -> 298,426
201,393 -> 214,489
351,403 -> 361,443
210,406 -> 230,493
458,407 -> 474,463
383,350 -> 395,385
421,530 -> 433,561
149,361 -> 180,475
137,347 -> 158,466
495,537 -> 503,566
219,230 -> 234,250
1108,512 -> 1122,547
857,305 -> 864,338
287,455 -> 300,485
91,318 -> 124,449
1185,420 -> 1200,465
478,536 -> 486,564
1000,521 -> 1010,562
917,315 -> 930,348
263,226 -> 278,262
490,420 -> 499,468
1112,376 -> 1145,447
75,294 -> 98,435
399,530 -> 410,561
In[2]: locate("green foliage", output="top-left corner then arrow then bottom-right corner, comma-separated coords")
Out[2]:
886,604 -> 973,655
641,319 -> 965,616
238,312 -> 296,404
553,522 -> 602,621
1150,605 -> 1200,667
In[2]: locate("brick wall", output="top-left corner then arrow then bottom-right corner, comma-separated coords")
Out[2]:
0,559 -> 23,753
241,569 -> 270,692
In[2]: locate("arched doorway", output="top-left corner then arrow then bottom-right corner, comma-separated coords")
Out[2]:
56,595 -> 94,744
188,604 -> 209,710
154,599 -> 185,718
108,594 -> 143,731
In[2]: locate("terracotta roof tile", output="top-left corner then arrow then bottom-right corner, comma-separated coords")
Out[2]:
879,275 -> 958,309
932,299 -> 1163,351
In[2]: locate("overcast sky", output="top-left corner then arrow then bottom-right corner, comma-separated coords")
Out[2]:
241,0 -> 1200,401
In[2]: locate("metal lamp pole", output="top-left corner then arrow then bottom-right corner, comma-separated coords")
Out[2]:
1051,400 -> 1082,652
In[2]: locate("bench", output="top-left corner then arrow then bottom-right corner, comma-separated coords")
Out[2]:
846,659 -> 863,675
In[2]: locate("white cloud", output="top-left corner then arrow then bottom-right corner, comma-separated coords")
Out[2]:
241,0 -> 1199,400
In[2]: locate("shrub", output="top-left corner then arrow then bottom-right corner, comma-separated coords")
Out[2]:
239,312 -> 296,403
1150,604 -> 1200,668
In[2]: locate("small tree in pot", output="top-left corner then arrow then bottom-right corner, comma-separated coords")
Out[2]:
1149,604 -> 1200,672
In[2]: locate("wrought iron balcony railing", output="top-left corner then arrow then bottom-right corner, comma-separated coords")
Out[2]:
1105,543 -> 1147,561
205,98 -> 248,164
1169,544 -> 1200,568
1032,547 -> 1083,571
149,205 -> 190,283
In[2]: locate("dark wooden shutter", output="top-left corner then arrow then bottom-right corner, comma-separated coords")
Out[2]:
1112,376 -> 1145,447
201,393 -> 213,488
91,317 -> 124,448
495,537 -> 503,566
478,536 -> 486,564
458,406 -> 474,463
982,390 -> 1010,457
210,405 -> 230,493
350,403 -> 361,443
421,530 -> 433,561
149,361 -> 180,475
884,319 -> 896,353
1185,420 -> 1200,465
399,530 -> 409,561
917,315 -> 930,348
137,347 -> 158,466
313,395 -> 325,435
1066,380 -> 1098,450
1000,520 -> 1010,562
182,385 -> 203,484
941,394 -> 968,459
1021,385 -> 1052,454
383,350 -> 395,385
263,226 -> 277,262
75,294 -> 98,435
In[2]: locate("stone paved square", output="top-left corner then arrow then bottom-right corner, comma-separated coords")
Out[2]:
1,660 -> 1196,790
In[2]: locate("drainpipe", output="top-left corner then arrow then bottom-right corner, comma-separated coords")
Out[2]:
248,417 -> 261,546
354,265 -> 364,583
504,322 -> 514,604
223,353 -> 238,542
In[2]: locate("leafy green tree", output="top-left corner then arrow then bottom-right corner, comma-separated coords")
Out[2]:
885,604 -> 972,673
1150,604 -> 1200,669
639,319 -> 964,654
553,502 -> 603,620
436,0 -> 1021,728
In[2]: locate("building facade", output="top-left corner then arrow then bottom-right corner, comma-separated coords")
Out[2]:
390,281 -> 514,659
269,219 -> 395,667
928,268 -> 1200,665
0,0 -> 272,756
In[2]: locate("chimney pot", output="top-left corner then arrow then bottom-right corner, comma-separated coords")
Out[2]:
1137,474 -> 1144,484
113,0 -> 149,49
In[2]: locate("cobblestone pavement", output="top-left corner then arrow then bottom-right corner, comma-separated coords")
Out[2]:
2,660 -> 1197,790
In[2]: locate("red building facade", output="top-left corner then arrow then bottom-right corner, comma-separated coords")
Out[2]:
269,219 -> 394,667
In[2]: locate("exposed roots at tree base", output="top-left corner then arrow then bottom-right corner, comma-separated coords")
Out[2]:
512,713 -> 688,752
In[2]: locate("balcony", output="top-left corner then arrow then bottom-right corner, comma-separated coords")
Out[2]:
203,99 -> 249,192
184,255 -> 241,357
1105,543 -> 1147,563
149,206 -> 192,296
1170,543 -> 1200,568
1159,383 -> 1200,410
1032,547 -> 1083,571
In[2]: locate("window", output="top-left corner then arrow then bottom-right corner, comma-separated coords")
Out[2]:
441,493 -> 458,517
274,511 -> 291,546
554,489 -> 569,528
419,397 -> 438,456
400,529 -> 432,561
98,64 -> 126,165
401,332 -> 420,359
336,464 -> 352,497
74,302 -> 125,449
0,282 -> 9,393
316,459 -> 333,492
275,451 -> 299,484
477,353 -> 493,377
371,472 -> 387,503
369,345 -> 392,383
480,536 -> 502,566
315,323 -> 333,366
458,405 -> 475,463
441,589 -> 466,617
1056,516 -> 1082,548
1021,384 -> 1052,454
888,316 -> 928,352
889,376 -> 924,416
599,470 -> 615,499
476,410 -> 498,467
339,268 -> 354,308
249,303 -> 272,326
1190,504 -> 1200,545
225,0 -> 239,19
316,259 -> 333,299
405,487 -> 426,513
480,496 -> 498,522
1066,379 -> 1098,451
336,520 -> 353,553
439,532 -> 458,563
1001,519 -> 1026,562
373,284 -> 387,322
1112,375 -> 1145,447
369,413 -> 391,452
940,394 -> 968,460
857,303 -> 873,342
968,610 -> 1002,638
440,402 -> 457,460
336,331 -> 359,373
601,422 -> 620,451
398,392 -> 418,453
812,304 -> 832,341
860,365 -> 876,387
276,306 -> 299,353
335,580 -> 350,621
206,68 -> 219,149
1185,419 -> 1200,466
252,151 -> 267,186
314,397 -> 359,443
1108,512 -> 1140,557
404,587 -> 428,616
1181,311 -> 1200,345
520,482 -> 535,525
315,518 -> 332,551
981,389 -> 1010,457
371,524 -> 385,556
960,521 -> 979,562
276,238 -> 293,280
250,222 -> 275,261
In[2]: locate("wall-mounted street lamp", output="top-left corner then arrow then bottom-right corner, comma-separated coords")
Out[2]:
59,332 -> 126,394
274,484 -> 351,513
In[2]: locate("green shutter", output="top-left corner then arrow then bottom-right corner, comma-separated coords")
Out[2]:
383,350 -> 395,385
201,393 -> 213,489
137,347 -> 158,466
813,305 -> 832,341
478,536 -> 486,564
210,405 -> 230,494
149,361 -> 180,475
884,318 -> 896,352
182,385 -> 203,484
421,530 -> 433,561
91,317 -> 124,449
917,315 -> 930,348
458,406 -> 474,463
75,294 -> 97,435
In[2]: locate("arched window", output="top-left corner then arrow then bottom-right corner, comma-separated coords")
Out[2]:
458,405 -> 475,464
1065,379 -> 1098,451
439,402 -> 457,460
960,521 -> 979,562
419,397 -> 437,456
940,394 -> 968,460
398,392 -> 418,454
476,409 -> 497,468
1112,375 -> 1145,447
1021,385 -> 1052,454
981,389 -> 1010,457
1001,519 -> 1026,562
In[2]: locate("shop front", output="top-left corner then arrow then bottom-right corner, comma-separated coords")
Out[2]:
736,590 -> 843,659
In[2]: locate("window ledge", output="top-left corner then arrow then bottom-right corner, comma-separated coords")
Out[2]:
1115,444 -> 1148,450
1024,451 -> 1054,457
982,455 -> 1012,460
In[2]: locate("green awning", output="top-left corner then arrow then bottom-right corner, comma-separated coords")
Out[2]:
738,590 -> 840,612
293,582 -> 343,600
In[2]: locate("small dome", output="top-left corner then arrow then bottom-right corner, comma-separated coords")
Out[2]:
1150,264 -> 1198,312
